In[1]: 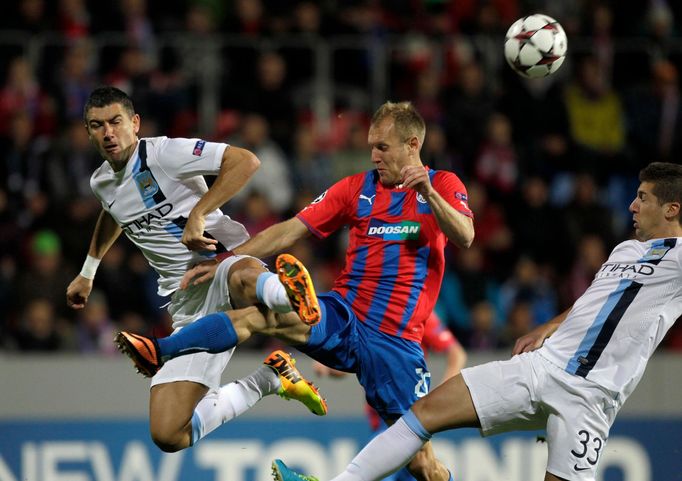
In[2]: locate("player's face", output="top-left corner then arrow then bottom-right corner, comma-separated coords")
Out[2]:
85,103 -> 140,168
629,182 -> 669,241
368,118 -> 412,186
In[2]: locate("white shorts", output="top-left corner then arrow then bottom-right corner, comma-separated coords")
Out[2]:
151,255 -> 262,390
461,351 -> 621,481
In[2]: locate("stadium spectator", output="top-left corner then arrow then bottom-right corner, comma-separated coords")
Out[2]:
0,56 -> 56,137
563,54 -> 627,180
560,234 -> 608,308
499,256 -> 558,327
624,59 -> 682,164
473,112 -> 518,196
464,181 -> 513,275
437,244 -> 503,341
444,61 -> 496,173
9,298 -> 69,352
228,113 -> 294,214
75,289 -> 117,354
561,172 -> 618,253
290,124 -> 335,192
16,230 -> 75,321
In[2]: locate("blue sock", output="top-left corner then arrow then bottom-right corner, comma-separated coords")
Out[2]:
255,272 -> 273,304
402,409 -> 432,441
157,312 -> 238,361
189,411 -> 202,446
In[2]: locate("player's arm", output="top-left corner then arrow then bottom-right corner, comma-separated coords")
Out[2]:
441,341 -> 467,384
182,146 -> 260,251
401,165 -> 474,249
512,307 -> 571,355
233,217 -> 311,258
180,217 -> 309,288
66,209 -> 122,309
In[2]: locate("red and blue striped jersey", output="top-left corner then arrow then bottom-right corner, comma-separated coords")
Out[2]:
297,168 -> 473,342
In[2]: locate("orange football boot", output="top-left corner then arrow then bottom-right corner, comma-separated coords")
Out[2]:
275,254 -> 321,326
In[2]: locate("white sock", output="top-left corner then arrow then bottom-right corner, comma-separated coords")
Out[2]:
191,365 -> 280,444
256,272 -> 292,313
330,415 -> 430,481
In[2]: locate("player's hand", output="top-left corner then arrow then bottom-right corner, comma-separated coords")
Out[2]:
66,275 -> 94,309
400,165 -> 433,197
182,214 -> 218,252
512,323 -> 558,356
180,259 -> 219,289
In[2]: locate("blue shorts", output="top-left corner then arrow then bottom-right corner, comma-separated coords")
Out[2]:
298,292 -> 430,420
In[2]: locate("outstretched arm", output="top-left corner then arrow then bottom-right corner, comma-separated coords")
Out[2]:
182,146 -> 260,251
233,217 -> 311,259
66,209 -> 122,309
512,307 -> 571,355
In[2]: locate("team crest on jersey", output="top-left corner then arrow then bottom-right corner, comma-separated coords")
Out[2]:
193,140 -> 206,156
416,193 -> 427,204
134,170 -> 159,199
639,243 -> 673,264
367,218 -> 421,240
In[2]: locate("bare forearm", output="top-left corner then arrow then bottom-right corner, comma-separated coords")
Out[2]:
233,217 -> 309,258
89,210 -> 122,258
191,146 -> 259,218
425,190 -> 474,248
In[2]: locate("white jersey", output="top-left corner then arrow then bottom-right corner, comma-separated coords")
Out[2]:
90,136 -> 250,296
540,237 -> 682,401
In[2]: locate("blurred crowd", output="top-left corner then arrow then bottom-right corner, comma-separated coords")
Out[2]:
2,0 -> 682,355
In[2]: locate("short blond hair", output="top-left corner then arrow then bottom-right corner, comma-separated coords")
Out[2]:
371,101 -> 426,147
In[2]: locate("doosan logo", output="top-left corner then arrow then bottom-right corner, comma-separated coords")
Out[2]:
367,219 -> 421,240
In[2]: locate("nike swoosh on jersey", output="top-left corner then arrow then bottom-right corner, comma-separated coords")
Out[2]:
107,200 -> 116,208
574,464 -> 591,471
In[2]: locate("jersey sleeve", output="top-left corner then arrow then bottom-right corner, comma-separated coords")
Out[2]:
296,178 -> 353,238
421,312 -> 457,353
433,171 -> 474,218
154,137 -> 228,180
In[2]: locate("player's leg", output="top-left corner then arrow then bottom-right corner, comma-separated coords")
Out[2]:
367,376 -> 478,481
116,253 -> 319,375
227,254 -> 321,325
227,256 -> 291,311
149,380 -> 208,452
272,376 -> 480,481
542,355 -> 618,481
149,346 -> 325,452
411,374 -> 480,434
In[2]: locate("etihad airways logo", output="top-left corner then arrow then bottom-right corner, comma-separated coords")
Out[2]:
596,262 -> 654,279
367,219 -> 421,240
122,202 -> 174,234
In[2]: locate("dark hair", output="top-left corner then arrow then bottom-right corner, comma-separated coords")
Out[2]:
639,162 -> 682,206
83,86 -> 135,122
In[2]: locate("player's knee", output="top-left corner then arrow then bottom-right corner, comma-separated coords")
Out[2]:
411,396 -> 430,420
150,426 -> 188,453
228,260 -> 264,306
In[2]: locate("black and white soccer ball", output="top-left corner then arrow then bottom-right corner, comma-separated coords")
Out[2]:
504,14 -> 568,79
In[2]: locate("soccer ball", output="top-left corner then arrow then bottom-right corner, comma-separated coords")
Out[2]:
504,14 -> 568,79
